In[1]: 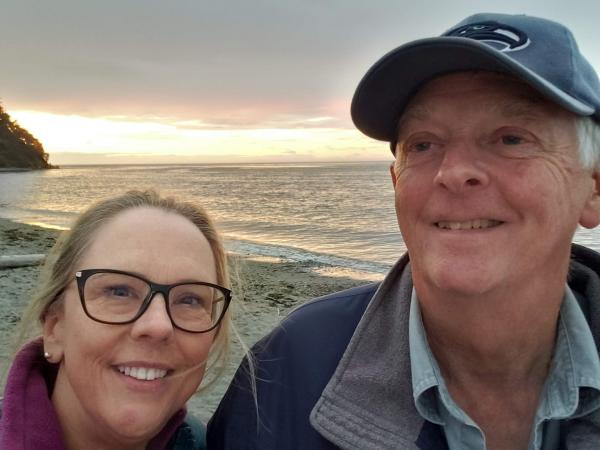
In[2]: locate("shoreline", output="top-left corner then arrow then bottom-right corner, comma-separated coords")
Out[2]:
0,218 -> 379,421
6,216 -> 389,278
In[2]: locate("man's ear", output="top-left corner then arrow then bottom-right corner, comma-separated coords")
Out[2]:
390,163 -> 398,187
43,308 -> 65,364
579,171 -> 600,229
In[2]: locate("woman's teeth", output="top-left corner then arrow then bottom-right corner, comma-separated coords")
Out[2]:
118,366 -> 168,381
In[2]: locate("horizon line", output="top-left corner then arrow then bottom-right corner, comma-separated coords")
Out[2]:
55,159 -> 392,167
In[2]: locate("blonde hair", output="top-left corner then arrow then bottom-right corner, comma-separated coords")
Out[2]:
13,189 -> 232,386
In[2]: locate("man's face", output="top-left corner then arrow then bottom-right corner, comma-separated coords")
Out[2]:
392,72 -> 600,298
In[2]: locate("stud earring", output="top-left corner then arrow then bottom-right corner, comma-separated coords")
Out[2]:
44,351 -> 51,359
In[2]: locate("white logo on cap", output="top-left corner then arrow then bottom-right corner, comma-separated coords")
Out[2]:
446,21 -> 531,52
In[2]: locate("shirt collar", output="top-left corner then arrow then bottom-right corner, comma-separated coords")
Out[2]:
538,285 -> 600,419
408,287 -> 445,425
408,285 -> 600,424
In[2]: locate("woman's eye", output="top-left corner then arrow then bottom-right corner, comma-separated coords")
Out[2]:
501,135 -> 525,145
175,295 -> 202,306
106,285 -> 132,298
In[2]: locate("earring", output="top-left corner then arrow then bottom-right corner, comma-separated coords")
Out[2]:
44,351 -> 51,359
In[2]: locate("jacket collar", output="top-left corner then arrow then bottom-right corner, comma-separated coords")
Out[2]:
310,254 -> 427,449
310,244 -> 600,450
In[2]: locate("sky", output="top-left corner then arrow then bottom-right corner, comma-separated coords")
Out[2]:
2,0 -> 600,165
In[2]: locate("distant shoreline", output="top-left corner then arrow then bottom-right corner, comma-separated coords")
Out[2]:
0,168 -> 32,173
0,167 -> 58,172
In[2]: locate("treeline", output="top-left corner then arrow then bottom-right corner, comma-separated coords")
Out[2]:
0,104 -> 54,169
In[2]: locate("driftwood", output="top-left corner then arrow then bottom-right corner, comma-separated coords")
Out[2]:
0,254 -> 46,269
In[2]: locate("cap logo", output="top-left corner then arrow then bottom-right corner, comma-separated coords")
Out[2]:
446,21 -> 530,52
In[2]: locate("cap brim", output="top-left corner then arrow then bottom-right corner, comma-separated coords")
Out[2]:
351,37 -> 595,143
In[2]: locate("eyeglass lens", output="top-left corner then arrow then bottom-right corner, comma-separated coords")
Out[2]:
82,272 -> 225,332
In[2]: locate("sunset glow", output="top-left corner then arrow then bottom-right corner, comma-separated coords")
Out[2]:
4,1 -> 599,166
11,110 -> 387,165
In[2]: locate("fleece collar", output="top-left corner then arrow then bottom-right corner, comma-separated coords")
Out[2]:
310,254 -> 424,450
310,244 -> 600,450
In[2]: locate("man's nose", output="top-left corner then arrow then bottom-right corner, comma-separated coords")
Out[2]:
433,142 -> 489,193
130,293 -> 174,340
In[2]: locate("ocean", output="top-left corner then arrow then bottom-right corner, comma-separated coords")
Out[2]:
1,162 -> 599,277
0,162 -> 401,276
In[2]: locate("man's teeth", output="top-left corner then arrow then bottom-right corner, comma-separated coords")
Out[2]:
118,366 -> 168,381
436,219 -> 502,230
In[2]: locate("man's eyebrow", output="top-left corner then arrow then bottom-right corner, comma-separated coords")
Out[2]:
396,94 -> 550,137
396,105 -> 432,137
494,96 -> 549,121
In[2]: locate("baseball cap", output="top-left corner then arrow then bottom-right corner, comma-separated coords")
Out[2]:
351,13 -> 600,152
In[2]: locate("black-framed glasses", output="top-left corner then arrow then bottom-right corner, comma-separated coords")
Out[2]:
75,269 -> 232,333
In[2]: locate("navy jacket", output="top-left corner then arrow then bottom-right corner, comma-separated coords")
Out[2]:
209,282 -> 380,449
208,245 -> 600,449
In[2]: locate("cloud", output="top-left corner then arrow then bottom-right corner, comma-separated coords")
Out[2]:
3,0 -> 600,163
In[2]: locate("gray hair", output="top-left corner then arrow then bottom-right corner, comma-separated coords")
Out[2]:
576,116 -> 600,171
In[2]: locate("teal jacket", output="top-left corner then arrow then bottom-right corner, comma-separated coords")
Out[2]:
168,414 -> 207,449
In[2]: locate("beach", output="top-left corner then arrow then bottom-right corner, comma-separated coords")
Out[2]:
0,218 -> 379,422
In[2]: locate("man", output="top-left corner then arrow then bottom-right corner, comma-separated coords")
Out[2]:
208,13 -> 600,449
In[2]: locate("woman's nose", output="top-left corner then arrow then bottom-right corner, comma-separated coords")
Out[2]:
130,293 -> 174,340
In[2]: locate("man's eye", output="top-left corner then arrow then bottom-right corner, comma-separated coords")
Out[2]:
501,135 -> 524,145
410,142 -> 432,152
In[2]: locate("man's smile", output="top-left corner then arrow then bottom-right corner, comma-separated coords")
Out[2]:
434,219 -> 504,230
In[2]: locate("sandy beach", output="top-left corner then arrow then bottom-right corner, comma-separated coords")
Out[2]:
0,218 -> 380,422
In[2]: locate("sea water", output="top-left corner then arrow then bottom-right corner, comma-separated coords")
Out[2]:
1,162 -> 599,277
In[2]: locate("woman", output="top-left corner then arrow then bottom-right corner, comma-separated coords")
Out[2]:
0,190 -> 232,449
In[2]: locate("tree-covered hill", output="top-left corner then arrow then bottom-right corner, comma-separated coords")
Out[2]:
0,104 -> 53,169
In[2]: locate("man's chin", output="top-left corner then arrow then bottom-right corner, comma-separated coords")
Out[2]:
418,262 -> 504,298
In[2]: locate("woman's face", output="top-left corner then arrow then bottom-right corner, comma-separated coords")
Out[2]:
44,206 -> 219,449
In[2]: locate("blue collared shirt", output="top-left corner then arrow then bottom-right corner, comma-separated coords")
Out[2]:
409,286 -> 600,450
